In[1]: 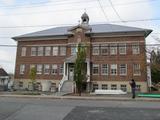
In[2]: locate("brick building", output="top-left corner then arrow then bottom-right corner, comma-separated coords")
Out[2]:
13,13 -> 152,92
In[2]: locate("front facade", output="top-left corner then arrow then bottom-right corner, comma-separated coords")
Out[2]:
13,13 -> 152,93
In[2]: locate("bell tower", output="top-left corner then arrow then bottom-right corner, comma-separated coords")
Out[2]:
81,12 -> 89,26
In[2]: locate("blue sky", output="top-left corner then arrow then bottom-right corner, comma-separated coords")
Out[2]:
0,0 -> 160,73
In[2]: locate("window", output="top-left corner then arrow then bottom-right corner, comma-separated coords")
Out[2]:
110,44 -> 117,55
92,45 -> 99,55
37,47 -> 43,56
21,47 -> 26,56
59,64 -> 64,75
136,85 -> 141,92
51,64 -> 58,75
133,64 -> 141,76
93,84 -> 98,91
101,44 -> 108,55
44,64 -> 50,74
132,43 -> 140,54
119,43 -> 126,54
20,64 -> 25,74
110,64 -> 117,75
52,46 -> 58,56
71,46 -> 77,55
119,64 -> 127,75
120,85 -> 127,92
30,64 -> 36,70
101,64 -> 108,75
45,47 -> 51,56
37,64 -> 43,74
31,47 -> 37,56
60,46 -> 66,56
102,84 -> 108,90
92,64 -> 99,75
111,84 -> 117,90
19,81 -> 23,88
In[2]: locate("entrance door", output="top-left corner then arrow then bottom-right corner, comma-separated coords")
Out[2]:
69,67 -> 74,81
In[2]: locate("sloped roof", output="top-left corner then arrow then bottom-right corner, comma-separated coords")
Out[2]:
13,24 -> 152,39
0,68 -> 8,76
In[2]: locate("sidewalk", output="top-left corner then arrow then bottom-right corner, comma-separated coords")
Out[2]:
0,93 -> 160,102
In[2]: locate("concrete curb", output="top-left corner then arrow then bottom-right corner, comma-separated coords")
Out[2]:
0,95 -> 160,102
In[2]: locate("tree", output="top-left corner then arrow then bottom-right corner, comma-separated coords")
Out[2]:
74,43 -> 87,96
150,50 -> 160,84
29,67 -> 36,90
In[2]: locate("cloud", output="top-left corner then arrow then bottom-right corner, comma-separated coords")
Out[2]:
1,0 -> 15,5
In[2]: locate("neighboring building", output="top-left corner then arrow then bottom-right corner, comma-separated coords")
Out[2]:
0,67 -> 9,91
13,13 -> 152,92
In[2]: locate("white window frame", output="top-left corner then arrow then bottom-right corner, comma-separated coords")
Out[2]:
119,43 -> 126,55
110,64 -> 117,75
92,64 -> 99,75
132,43 -> 140,54
110,44 -> 117,55
111,84 -> 117,90
60,46 -> 66,56
37,64 -> 43,74
52,46 -> 58,56
92,45 -> 99,55
37,47 -> 43,56
44,64 -> 50,74
21,47 -> 27,56
51,64 -> 58,75
20,64 -> 25,74
101,64 -> 108,75
31,47 -> 37,56
120,84 -> 127,92
101,44 -> 109,55
102,84 -> 108,90
133,64 -> 141,76
71,46 -> 77,55
45,47 -> 51,56
119,64 -> 127,76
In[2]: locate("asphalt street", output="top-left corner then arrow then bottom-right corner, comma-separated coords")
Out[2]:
0,97 -> 159,120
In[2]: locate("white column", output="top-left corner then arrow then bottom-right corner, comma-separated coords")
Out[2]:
87,61 -> 90,82
63,62 -> 66,77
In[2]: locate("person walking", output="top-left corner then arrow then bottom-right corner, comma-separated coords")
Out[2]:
130,79 -> 136,99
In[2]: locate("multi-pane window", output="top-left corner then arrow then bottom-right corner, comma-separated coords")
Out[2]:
37,47 -> 43,56
93,84 -> 98,91
71,46 -> 77,55
21,47 -> 27,56
110,44 -> 117,55
92,45 -> 99,55
20,64 -> 25,74
19,81 -> 23,88
132,43 -> 140,54
44,64 -> 50,74
37,64 -> 43,74
51,64 -> 58,75
59,64 -> 64,75
92,64 -> 99,75
102,84 -> 108,90
119,43 -> 126,54
31,47 -> 37,56
120,85 -> 127,92
45,47 -> 51,56
119,64 -> 127,75
110,64 -> 117,75
101,64 -> 108,75
101,44 -> 109,55
60,46 -> 66,56
52,46 -> 58,56
111,84 -> 117,90
133,64 -> 141,76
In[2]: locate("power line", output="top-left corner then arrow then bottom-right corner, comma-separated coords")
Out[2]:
0,18 -> 160,29
108,0 -> 124,22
